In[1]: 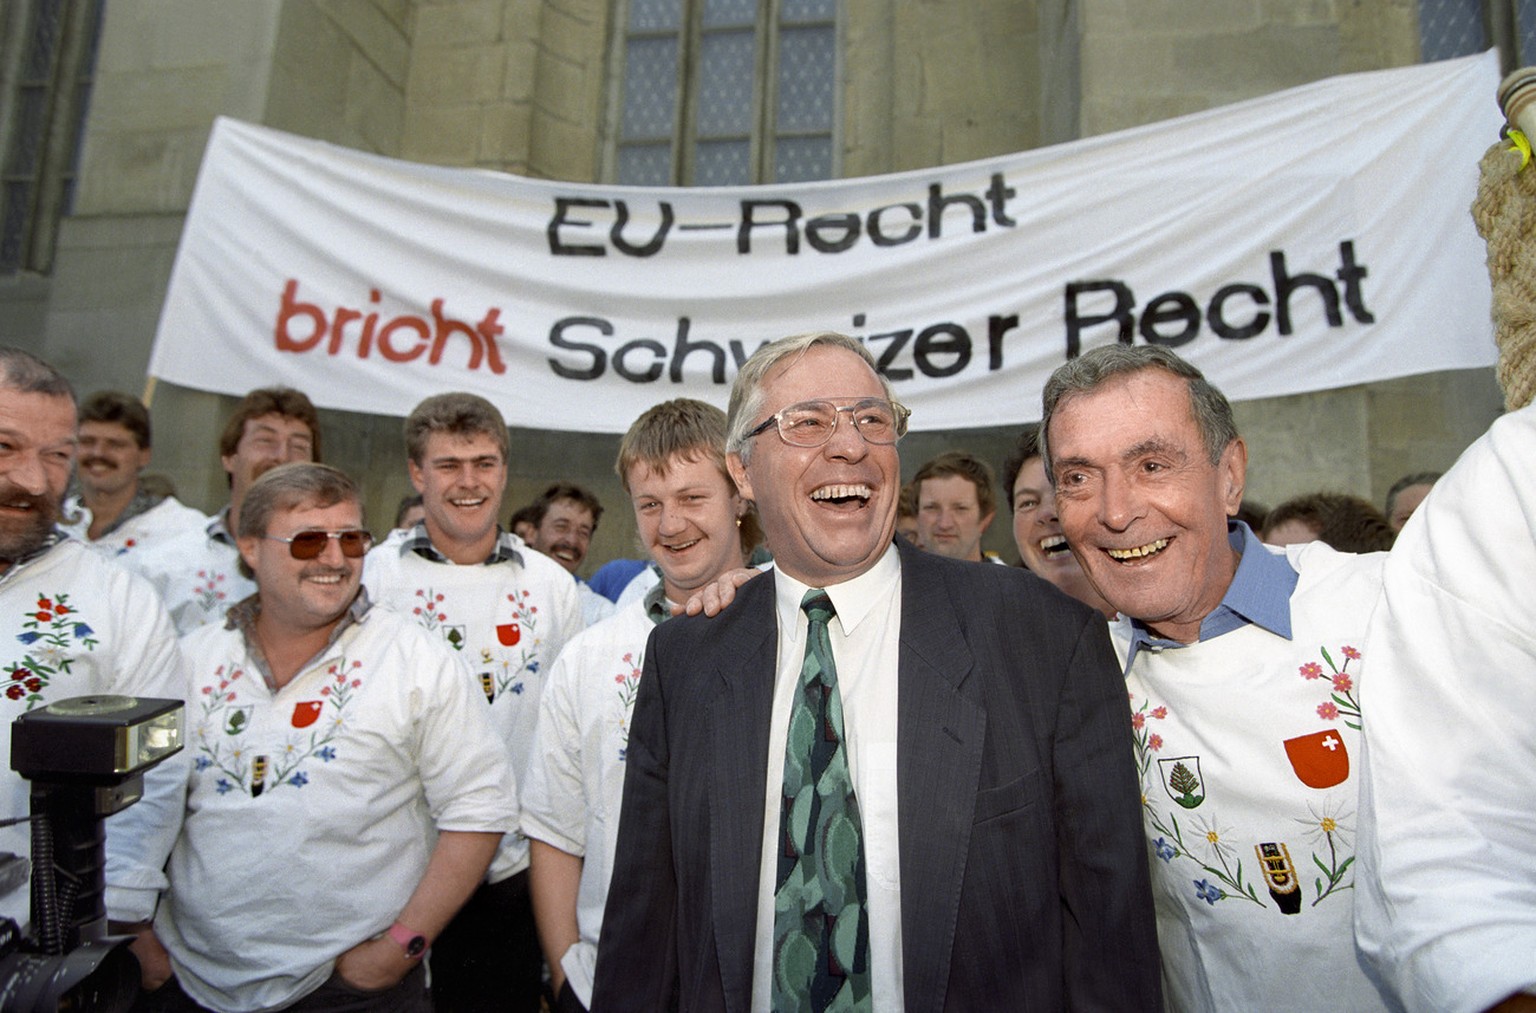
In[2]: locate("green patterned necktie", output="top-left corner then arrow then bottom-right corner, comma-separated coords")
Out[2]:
772,590 -> 871,1011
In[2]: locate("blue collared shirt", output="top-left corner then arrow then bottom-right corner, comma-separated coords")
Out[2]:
1123,521 -> 1298,671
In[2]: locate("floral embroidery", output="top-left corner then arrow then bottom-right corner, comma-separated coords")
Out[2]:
194,657 -> 365,796
410,589 -> 463,650
1131,695 -> 1264,907
193,570 -> 228,613
1294,796 -> 1355,906
7,593 -> 99,709
1302,645 -> 1362,729
615,651 -> 643,761
484,589 -> 545,701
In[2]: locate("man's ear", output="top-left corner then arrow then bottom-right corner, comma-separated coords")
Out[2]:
236,535 -> 261,574
978,510 -> 996,534
407,458 -> 426,495
1220,438 -> 1248,516
726,452 -> 755,502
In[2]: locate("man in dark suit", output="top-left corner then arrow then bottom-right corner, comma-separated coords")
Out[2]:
592,331 -> 1160,1012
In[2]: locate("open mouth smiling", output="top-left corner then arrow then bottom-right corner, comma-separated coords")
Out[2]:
1105,538 -> 1169,561
1038,534 -> 1072,559
810,483 -> 871,506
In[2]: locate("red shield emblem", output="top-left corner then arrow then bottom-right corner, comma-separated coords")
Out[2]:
291,701 -> 323,729
496,622 -> 520,646
1283,730 -> 1349,789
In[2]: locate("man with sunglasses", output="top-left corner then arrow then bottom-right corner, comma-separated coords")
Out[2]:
593,332 -> 1160,1011
138,462 -> 517,1013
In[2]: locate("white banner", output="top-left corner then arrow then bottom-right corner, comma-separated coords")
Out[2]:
151,52 -> 1502,433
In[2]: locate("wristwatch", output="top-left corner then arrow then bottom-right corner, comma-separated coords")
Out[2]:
387,921 -> 428,960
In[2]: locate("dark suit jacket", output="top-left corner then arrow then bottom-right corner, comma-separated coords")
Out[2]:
591,539 -> 1161,1011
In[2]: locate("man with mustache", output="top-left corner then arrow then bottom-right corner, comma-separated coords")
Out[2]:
524,483 -> 615,627
364,392 -> 582,1012
593,332 -> 1160,1011
128,387 -> 320,634
61,391 -> 206,557
136,463 -> 516,1012
0,347 -> 185,976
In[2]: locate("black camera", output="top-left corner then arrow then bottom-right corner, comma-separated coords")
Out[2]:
0,695 -> 183,1012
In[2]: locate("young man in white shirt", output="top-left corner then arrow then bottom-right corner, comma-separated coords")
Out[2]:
524,399 -> 755,1012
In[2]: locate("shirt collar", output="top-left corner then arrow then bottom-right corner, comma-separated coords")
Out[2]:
773,542 -> 901,637
0,529 -> 66,584
1123,521 -> 1297,669
227,586 -> 374,692
642,580 -> 674,627
206,507 -> 237,547
399,522 -> 524,566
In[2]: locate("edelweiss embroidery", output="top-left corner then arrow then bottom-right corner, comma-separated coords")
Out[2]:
7,593 -> 98,709
1131,695 -> 1265,908
479,589 -> 543,704
194,658 -> 364,796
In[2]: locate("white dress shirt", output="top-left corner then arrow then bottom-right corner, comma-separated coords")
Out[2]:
751,543 -> 903,1012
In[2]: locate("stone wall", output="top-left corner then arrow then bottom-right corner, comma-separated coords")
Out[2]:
1,0 -> 1503,567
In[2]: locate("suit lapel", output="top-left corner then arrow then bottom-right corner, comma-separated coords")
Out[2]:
895,543 -> 985,1013
708,572 -> 779,1012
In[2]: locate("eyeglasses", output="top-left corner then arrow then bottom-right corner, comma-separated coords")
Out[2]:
744,398 -> 911,448
265,529 -> 373,560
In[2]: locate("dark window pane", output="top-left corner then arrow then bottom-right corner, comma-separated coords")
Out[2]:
622,36 -> 680,140
619,143 -> 674,185
774,136 -> 831,182
703,0 -> 756,29
776,25 -> 834,131
782,0 -> 836,22
629,0 -> 682,32
695,139 -> 750,185
1418,0 -> 1486,61
1519,0 -> 1536,64
697,29 -> 755,135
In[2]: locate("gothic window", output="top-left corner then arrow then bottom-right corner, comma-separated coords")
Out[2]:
611,0 -> 838,186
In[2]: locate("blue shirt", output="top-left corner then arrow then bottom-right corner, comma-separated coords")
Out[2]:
1123,521 -> 1298,671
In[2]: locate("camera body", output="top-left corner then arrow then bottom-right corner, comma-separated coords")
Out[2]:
0,695 -> 184,1012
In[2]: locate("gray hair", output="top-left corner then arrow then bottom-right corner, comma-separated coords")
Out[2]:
1384,471 -> 1441,517
0,347 -> 75,405
725,331 -> 894,463
238,462 -> 362,540
1040,345 -> 1238,479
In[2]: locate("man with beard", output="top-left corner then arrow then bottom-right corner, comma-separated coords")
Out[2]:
0,347 -> 185,963
128,388 -> 319,633
61,391 -> 206,557
364,392 -> 581,1012
135,463 -> 516,1012
524,483 -> 615,627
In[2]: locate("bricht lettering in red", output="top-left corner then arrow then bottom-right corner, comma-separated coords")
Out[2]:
274,280 -> 507,374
